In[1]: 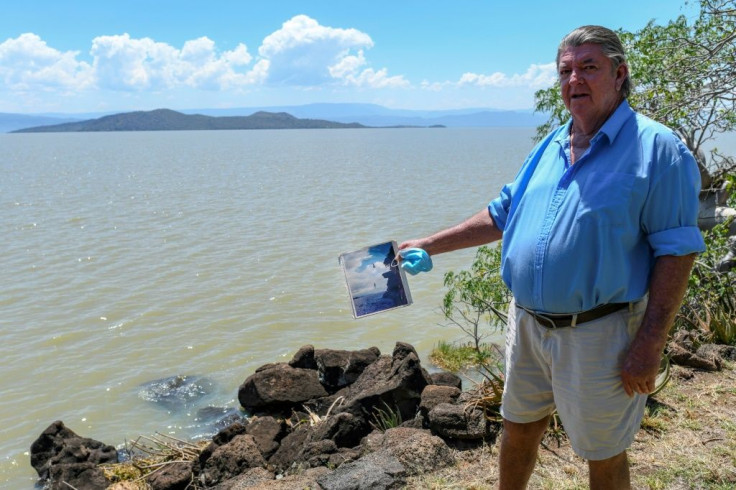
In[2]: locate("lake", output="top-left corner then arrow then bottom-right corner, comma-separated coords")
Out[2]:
1,127 -> 531,487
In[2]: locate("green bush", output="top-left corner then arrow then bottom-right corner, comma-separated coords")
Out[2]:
678,234 -> 736,344
441,244 -> 511,351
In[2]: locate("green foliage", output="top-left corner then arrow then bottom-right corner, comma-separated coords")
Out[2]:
429,340 -> 496,373
369,401 -> 402,432
533,0 -> 736,186
442,245 -> 512,350
678,214 -> 736,345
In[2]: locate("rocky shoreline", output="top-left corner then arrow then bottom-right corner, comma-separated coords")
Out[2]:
29,336 -> 736,489
30,342 -> 502,490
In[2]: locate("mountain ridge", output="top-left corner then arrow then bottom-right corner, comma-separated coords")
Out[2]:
3,103 -> 547,133
11,109 -> 368,133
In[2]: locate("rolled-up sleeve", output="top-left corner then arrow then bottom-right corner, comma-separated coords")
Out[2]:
489,184 -> 512,232
643,142 -> 706,257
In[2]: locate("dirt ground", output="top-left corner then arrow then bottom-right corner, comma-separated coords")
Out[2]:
405,363 -> 736,489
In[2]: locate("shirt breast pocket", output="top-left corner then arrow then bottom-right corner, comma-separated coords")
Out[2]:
574,172 -> 637,226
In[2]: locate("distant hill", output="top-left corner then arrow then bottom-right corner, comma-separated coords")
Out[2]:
3,103 -> 547,133
0,113 -> 81,133
186,103 -> 547,128
11,109 -> 367,133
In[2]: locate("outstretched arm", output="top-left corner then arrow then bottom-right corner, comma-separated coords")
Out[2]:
399,208 -> 502,256
621,253 -> 696,396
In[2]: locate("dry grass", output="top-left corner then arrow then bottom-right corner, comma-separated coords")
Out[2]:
405,363 -> 736,489
103,433 -> 209,490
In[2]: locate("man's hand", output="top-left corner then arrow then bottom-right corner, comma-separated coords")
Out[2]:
621,334 -> 662,396
620,254 -> 696,397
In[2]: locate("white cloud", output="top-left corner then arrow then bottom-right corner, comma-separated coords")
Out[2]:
0,22 -> 550,112
458,62 -> 557,89
90,34 -> 258,91
0,33 -> 93,91
257,15 -> 407,88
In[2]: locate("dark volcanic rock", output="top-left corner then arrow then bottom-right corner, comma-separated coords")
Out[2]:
244,416 -> 286,459
317,451 -> 407,490
288,344 -> 318,369
361,427 -> 455,475
314,346 -> 381,391
340,342 -> 432,424
146,461 -> 193,490
430,371 -> 463,390
420,385 -> 462,421
47,462 -> 109,490
428,402 -> 498,441
267,424 -> 312,471
312,411 -> 370,448
201,434 -> 267,486
30,421 -> 118,481
238,364 -> 329,412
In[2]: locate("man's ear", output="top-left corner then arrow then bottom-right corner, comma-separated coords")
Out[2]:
615,63 -> 629,91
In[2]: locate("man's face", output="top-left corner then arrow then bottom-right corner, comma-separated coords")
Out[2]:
558,43 -> 627,130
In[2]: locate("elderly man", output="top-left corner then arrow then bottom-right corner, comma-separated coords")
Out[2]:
400,25 -> 705,489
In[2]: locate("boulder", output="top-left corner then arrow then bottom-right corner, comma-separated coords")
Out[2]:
697,343 -> 736,363
340,342 -> 432,424
288,344 -> 318,369
316,451 -> 407,490
146,461 -> 193,490
419,385 -> 461,421
267,424 -> 312,471
30,421 -> 118,481
238,363 -> 329,413
244,415 -> 286,459
312,412 -> 370,449
360,427 -> 455,475
429,371 -> 463,390
47,462 -> 109,490
668,331 -> 722,371
314,347 -> 381,391
428,402 -> 499,441
200,434 -> 267,486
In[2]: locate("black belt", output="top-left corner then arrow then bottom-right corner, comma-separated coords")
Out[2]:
518,302 -> 630,329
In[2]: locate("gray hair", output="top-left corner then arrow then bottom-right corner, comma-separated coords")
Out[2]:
556,25 -> 632,99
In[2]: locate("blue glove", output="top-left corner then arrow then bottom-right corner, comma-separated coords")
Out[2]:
399,248 -> 433,275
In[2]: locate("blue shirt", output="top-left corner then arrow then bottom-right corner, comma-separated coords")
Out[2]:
489,101 -> 705,313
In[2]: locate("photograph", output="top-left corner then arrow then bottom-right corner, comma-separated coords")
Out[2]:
340,241 -> 412,318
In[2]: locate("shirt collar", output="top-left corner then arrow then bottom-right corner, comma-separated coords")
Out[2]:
555,99 -> 635,146
597,100 -> 634,144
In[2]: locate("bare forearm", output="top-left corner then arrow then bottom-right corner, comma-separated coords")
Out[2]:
639,254 -> 696,349
621,253 -> 696,395
400,208 -> 502,256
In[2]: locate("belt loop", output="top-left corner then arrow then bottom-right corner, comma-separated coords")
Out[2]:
629,301 -> 634,313
571,314 -> 578,327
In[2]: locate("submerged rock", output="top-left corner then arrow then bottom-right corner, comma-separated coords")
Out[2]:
138,375 -> 215,411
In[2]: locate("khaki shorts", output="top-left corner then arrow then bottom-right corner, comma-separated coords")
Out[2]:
500,298 -> 649,460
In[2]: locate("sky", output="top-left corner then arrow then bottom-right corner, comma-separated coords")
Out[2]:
0,0 -> 698,115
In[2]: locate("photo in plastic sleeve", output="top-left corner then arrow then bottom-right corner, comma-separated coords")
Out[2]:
339,241 -> 412,318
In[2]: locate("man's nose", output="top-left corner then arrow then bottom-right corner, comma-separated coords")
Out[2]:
569,68 -> 584,84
